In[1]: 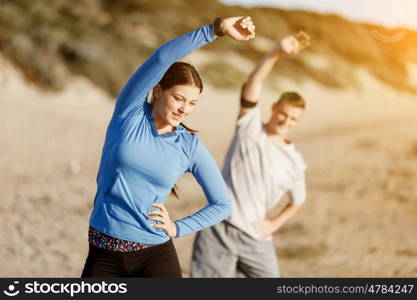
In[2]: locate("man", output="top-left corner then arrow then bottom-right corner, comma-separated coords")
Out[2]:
191,31 -> 311,277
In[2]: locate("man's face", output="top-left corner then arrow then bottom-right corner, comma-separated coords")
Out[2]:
270,101 -> 304,136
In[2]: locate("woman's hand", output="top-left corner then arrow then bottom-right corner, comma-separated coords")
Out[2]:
278,31 -> 310,56
220,16 -> 256,41
148,203 -> 177,237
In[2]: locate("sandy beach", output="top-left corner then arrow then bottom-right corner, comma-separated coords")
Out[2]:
1,54 -> 417,277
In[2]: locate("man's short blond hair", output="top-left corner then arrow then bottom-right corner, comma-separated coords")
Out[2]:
277,92 -> 306,109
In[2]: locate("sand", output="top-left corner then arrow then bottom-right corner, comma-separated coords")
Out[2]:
1,54 -> 417,277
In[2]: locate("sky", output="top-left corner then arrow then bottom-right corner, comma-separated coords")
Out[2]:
220,0 -> 417,30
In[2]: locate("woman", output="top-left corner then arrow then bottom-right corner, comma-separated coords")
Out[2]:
81,16 -> 256,277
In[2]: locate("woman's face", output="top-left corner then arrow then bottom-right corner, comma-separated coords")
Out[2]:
153,84 -> 200,128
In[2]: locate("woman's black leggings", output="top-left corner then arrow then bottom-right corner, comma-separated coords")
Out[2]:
81,239 -> 182,278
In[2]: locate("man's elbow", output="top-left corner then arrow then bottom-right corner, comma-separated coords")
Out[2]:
288,201 -> 304,213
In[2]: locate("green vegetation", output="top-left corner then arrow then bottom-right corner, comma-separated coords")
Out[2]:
0,0 -> 416,96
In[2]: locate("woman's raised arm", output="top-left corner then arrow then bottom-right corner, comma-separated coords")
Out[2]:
113,17 -> 255,118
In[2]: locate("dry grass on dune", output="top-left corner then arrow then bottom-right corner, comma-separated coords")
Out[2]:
1,0 -> 417,99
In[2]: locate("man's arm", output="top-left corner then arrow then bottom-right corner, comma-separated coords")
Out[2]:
253,203 -> 303,240
239,31 -> 310,118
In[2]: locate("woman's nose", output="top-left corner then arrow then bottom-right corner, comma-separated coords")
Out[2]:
179,103 -> 189,114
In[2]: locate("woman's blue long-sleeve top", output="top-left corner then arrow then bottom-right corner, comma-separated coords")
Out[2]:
88,25 -> 233,244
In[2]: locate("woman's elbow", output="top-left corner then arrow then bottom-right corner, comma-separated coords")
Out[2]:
154,47 -> 170,65
221,199 -> 233,219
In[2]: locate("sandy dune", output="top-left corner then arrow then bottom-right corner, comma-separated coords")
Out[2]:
1,55 -> 417,277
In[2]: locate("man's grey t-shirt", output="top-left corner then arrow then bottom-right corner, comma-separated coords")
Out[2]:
222,106 -> 307,241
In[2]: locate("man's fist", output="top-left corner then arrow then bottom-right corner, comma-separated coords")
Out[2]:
279,31 -> 310,55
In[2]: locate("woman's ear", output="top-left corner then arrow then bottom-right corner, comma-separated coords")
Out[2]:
153,84 -> 162,100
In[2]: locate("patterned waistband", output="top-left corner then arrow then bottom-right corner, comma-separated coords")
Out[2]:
88,226 -> 156,252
